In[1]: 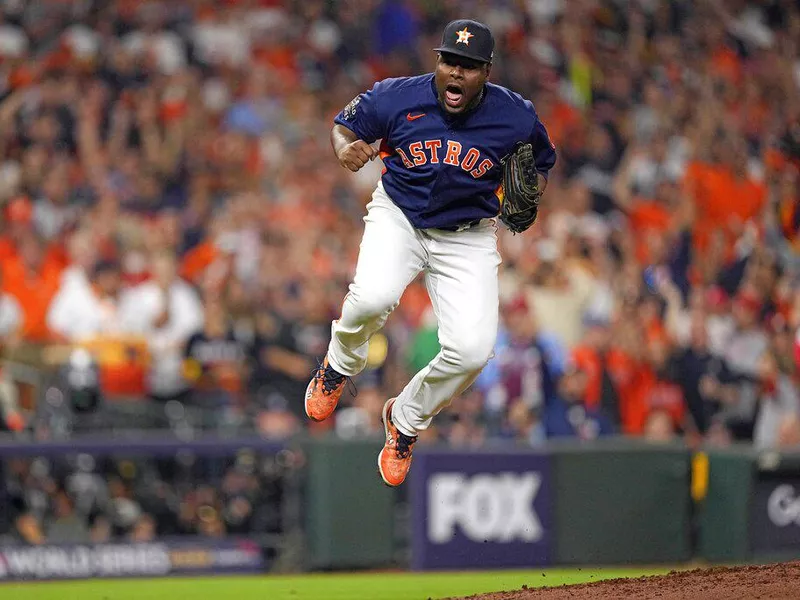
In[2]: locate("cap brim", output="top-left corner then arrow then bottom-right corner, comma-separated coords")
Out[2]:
434,47 -> 490,63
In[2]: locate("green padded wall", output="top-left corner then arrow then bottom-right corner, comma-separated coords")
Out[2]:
552,441 -> 691,564
696,448 -> 753,563
305,436 -> 397,569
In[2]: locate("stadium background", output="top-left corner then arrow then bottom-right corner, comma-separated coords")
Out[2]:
0,0 -> 799,596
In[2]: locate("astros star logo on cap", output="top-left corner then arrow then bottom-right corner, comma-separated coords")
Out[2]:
455,27 -> 474,45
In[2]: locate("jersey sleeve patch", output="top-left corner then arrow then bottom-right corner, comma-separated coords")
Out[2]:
342,95 -> 362,121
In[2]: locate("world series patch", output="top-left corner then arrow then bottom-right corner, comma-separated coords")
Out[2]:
343,95 -> 361,120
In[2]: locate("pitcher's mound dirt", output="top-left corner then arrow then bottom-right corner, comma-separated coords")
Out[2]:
449,561 -> 800,600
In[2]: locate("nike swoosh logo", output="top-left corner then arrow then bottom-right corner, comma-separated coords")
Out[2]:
406,112 -> 426,121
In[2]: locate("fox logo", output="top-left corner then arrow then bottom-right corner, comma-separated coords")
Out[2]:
396,140 -> 494,178
428,472 -> 543,543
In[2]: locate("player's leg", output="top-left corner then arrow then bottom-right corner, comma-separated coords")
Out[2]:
379,222 -> 500,485
305,183 -> 425,421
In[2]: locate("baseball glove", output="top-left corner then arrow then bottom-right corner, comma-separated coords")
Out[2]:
499,142 -> 542,234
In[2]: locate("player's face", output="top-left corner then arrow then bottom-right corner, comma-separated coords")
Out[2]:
435,53 -> 490,115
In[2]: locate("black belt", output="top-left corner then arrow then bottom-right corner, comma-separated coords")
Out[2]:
437,219 -> 483,232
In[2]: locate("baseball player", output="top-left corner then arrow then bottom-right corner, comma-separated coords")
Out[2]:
306,19 -> 556,486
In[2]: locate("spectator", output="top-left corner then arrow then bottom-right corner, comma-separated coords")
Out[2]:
442,389 -> 487,448
0,263 -> 24,432
673,317 -> 732,435
482,294 -> 565,435
635,337 -> 687,438
571,315 -> 624,429
249,282 -> 331,421
0,263 -> 22,342
335,382 -> 385,439
753,349 -> 800,449
45,490 -> 90,544
506,400 -> 547,447
0,223 -> 64,341
89,515 -> 112,543
726,287 -> 770,378
106,477 -> 143,538
56,228 -> 99,293
255,394 -> 301,439
12,513 -> 46,546
544,362 -> 613,441
118,251 -> 203,403
129,514 -> 157,542
183,295 -> 247,426
526,238 -> 596,349
47,259 -> 123,341
662,276 -> 735,358
684,131 -> 767,260
643,409 -> 679,443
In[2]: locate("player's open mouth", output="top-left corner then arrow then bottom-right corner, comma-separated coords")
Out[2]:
444,84 -> 464,108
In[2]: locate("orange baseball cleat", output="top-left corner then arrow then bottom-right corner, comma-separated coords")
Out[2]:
304,357 -> 350,421
378,398 -> 417,487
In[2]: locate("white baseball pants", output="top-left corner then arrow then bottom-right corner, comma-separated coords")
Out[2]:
327,181 -> 501,436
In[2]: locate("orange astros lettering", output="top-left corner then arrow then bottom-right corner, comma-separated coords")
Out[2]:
396,147 -> 414,168
396,139 -> 494,177
424,140 -> 442,163
469,158 -> 493,178
408,141 -> 426,166
462,148 -> 480,171
443,141 -> 462,166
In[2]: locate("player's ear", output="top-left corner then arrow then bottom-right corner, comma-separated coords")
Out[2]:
484,63 -> 492,79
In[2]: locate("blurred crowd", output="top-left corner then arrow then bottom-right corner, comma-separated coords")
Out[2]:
0,0 -> 798,451
0,450 -> 293,545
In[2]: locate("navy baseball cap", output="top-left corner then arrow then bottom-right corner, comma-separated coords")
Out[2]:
434,19 -> 494,64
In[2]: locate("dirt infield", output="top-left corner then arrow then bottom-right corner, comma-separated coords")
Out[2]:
449,561 -> 800,600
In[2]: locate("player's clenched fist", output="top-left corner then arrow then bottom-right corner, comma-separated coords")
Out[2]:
337,140 -> 376,172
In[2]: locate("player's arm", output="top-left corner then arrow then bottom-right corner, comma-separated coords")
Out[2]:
332,82 -> 389,172
529,117 -> 556,197
498,108 -> 557,234
331,124 -> 376,172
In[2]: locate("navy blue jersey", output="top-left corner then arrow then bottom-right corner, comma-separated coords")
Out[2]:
334,74 -> 557,230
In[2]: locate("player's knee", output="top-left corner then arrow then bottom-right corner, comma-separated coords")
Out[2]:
345,288 -> 398,322
443,335 -> 494,373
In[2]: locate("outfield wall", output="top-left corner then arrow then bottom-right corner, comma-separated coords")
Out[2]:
306,438 -> 800,571
405,440 -> 691,570
698,447 -> 800,564
4,436 -> 800,578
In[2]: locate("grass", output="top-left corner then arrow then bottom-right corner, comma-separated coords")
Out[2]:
3,567 -> 673,600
